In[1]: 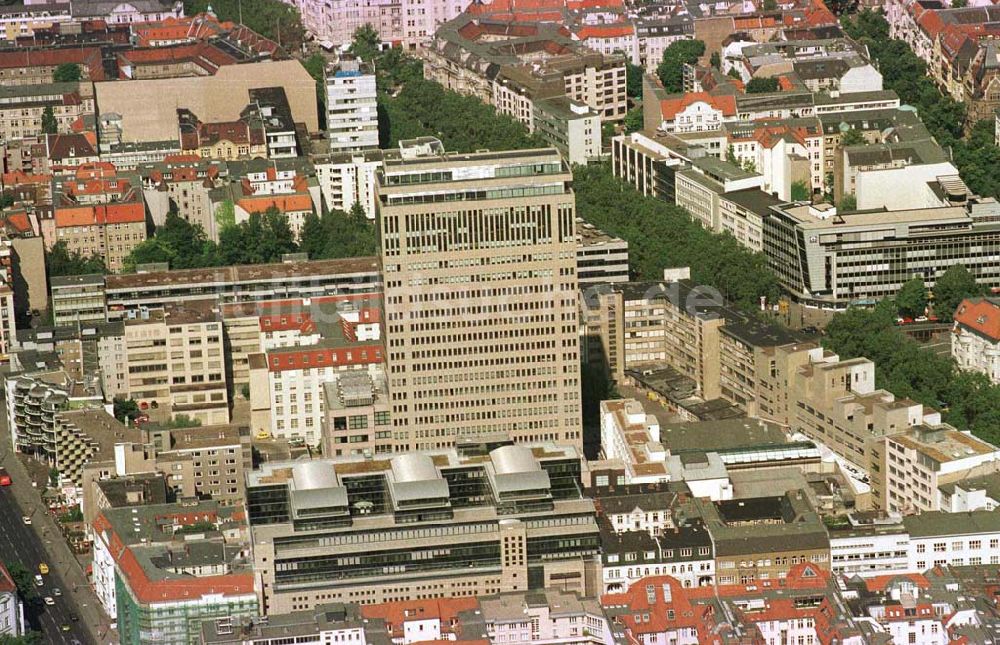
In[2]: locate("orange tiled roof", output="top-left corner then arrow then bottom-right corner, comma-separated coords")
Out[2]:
361,597 -> 480,639
267,344 -> 383,372
576,23 -> 633,39
237,194 -> 313,214
954,298 -> 1000,342
660,92 -> 737,120
54,202 -> 145,228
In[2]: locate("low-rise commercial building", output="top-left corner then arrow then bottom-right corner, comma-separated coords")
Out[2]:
50,273 -> 107,327
575,219 -> 629,286
532,97 -> 602,165
247,442 -> 599,614
905,511 -> 1000,571
871,424 -> 1000,514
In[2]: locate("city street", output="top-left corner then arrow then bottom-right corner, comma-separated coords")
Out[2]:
0,406 -> 112,644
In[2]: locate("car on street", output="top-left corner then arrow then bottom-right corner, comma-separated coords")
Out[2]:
61,624 -> 70,632
43,596 -> 54,606
52,588 -> 61,596
69,614 -> 79,622
0,468 -> 10,486
22,516 -> 30,525
34,575 -> 43,586
38,563 -> 48,575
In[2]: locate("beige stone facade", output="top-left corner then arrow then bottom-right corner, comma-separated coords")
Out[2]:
123,304 -> 230,425
378,148 -> 582,451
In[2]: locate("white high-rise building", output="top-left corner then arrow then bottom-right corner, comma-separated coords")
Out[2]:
325,57 -> 378,152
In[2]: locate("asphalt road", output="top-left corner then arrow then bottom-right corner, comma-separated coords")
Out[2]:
0,486 -> 90,644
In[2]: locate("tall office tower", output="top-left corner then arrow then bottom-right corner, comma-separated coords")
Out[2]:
378,148 -> 582,451
325,56 -> 378,152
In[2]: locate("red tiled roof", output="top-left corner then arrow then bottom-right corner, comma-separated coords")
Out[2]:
238,194 -> 313,214
576,23 -> 633,39
0,563 -> 16,595
54,202 -> 146,228
259,312 -> 315,334
0,47 -> 106,80
954,298 -> 1000,342
267,344 -> 383,372
660,92 -> 737,120
3,212 -> 35,235
361,598 -> 480,639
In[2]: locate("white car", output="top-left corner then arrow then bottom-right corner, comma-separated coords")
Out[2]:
43,597 -> 54,606
22,516 -> 30,525
34,575 -> 43,587
53,588 -> 62,597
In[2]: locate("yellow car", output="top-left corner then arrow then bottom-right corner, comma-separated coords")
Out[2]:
39,563 -> 49,575
255,431 -> 271,441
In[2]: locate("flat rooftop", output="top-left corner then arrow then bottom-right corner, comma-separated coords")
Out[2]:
658,418 -> 789,453
773,202 -> 970,230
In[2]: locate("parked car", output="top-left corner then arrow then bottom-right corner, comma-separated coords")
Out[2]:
53,588 -> 61,597
22,516 -> 30,525
43,597 -> 54,606
34,575 -> 43,587
38,563 -> 48,575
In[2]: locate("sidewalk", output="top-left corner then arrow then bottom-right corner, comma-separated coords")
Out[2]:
0,413 -> 117,644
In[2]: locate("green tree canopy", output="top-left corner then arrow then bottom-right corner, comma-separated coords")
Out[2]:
932,264 -> 984,321
838,194 -> 857,211
625,61 -> 644,99
790,180 -> 810,201
113,397 -> 140,423
52,63 -> 82,82
656,39 -> 705,93
40,106 -> 57,134
839,128 -> 865,146
895,276 -> 928,318
299,204 -> 377,260
182,0 -> 304,49
624,107 -> 644,134
573,163 -> 779,310
45,241 -> 106,277
745,76 -> 779,93
350,24 -> 381,60
124,211 -> 221,272
710,52 -> 721,69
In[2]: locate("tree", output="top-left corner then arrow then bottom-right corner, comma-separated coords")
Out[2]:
839,194 -> 857,211
896,276 -> 928,318
113,397 -> 140,424
625,61 -> 644,99
40,106 -> 57,134
182,0 -> 304,49
624,107 -> 644,134
952,0 -> 967,7
124,211 -> 220,272
727,68 -> 741,79
3,561 -> 38,602
299,205 -> 377,260
302,52 -> 327,129
745,76 -> 779,93
932,264 -> 983,321
49,468 -> 60,488
218,207 -> 297,265
839,128 -> 865,146
791,180 -> 810,201
573,163 -> 780,310
351,24 -> 381,61
763,0 -> 777,9
656,39 -> 705,93
52,63 -> 82,82
710,52 -> 721,70
45,241 -> 106,276
165,414 -> 201,429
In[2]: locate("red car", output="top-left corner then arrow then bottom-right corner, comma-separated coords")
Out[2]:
0,468 -> 11,486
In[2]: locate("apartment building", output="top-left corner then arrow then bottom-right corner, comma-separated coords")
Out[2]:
311,148 -> 387,219
378,148 -> 582,451
425,16 -> 626,124
870,424 -> 1000,515
581,278 -> 800,405
91,501 -> 257,644
0,82 -> 95,140
123,304 -> 229,425
0,563 -> 25,638
201,602 -> 393,644
51,164 -> 148,273
835,138 -> 958,210
599,520 -> 715,593
674,157 -> 763,232
138,157 -> 228,232
145,424 -> 253,506
532,97 -> 602,165
50,273 -> 107,326
952,297 -> 1000,384
326,57 -> 378,153
247,302 -> 384,445
247,442 -> 599,614
905,510 -> 1000,571
177,106 -> 267,161
321,366 -> 392,458
764,198 -> 1000,308
575,219 -> 629,286
477,589 -> 612,644
611,129 -> 703,202
828,520 -> 911,578
5,367 -> 104,461
103,256 -> 381,315
51,408 -> 142,488
603,563 -> 865,644
599,399 -> 667,484
683,492 -> 830,585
